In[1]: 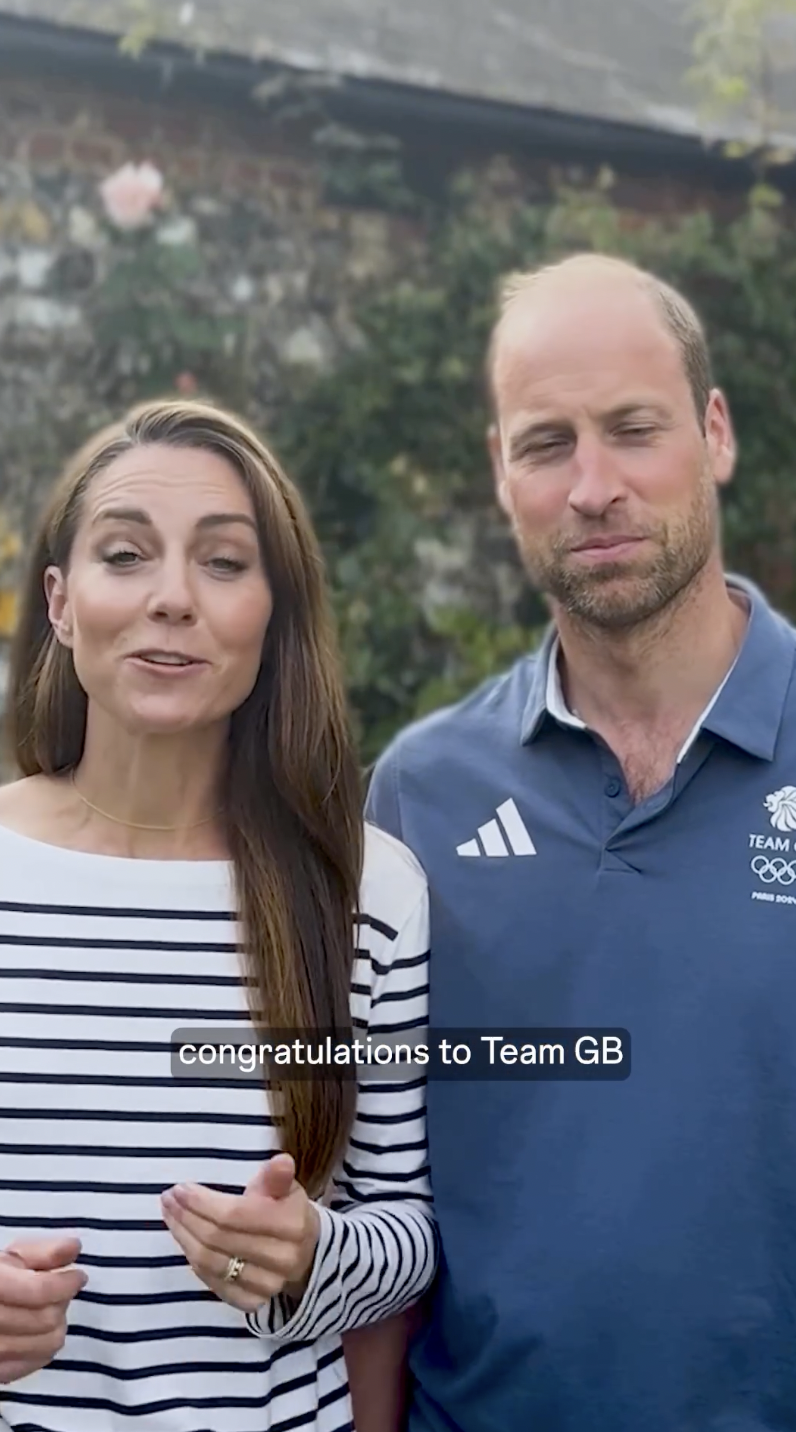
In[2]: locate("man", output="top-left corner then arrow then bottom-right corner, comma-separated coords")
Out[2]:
365,253 -> 796,1431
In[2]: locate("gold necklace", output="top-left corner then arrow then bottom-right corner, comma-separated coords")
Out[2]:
71,771 -> 222,832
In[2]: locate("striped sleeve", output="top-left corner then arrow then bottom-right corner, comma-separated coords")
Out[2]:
247,874 -> 437,1342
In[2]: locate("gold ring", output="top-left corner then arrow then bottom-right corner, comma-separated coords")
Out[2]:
223,1255 -> 245,1283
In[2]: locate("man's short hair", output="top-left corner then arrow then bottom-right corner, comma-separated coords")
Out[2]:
485,254 -> 714,427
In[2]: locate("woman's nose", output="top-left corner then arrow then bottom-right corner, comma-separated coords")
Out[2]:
145,561 -> 197,624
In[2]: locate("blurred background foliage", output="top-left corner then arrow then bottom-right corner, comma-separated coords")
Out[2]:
271,169 -> 796,759
4,0 -> 796,761
3,161 -> 796,762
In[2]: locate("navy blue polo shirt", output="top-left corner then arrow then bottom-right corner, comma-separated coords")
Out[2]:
365,578 -> 796,1432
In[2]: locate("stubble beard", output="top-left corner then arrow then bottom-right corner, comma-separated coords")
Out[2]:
516,468 -> 720,632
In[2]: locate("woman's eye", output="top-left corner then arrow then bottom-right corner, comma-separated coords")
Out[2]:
208,557 -> 246,574
103,549 -> 141,567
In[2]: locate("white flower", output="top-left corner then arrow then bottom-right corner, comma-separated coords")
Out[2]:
99,162 -> 164,231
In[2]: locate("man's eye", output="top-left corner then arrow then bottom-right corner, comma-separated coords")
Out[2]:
617,426 -> 656,440
525,439 -> 568,458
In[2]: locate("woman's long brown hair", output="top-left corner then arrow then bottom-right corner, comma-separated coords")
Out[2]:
6,398 -> 363,1196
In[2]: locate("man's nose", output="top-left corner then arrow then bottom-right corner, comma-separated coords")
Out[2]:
568,438 -> 625,517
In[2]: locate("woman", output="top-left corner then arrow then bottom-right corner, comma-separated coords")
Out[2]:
0,399 -> 435,1431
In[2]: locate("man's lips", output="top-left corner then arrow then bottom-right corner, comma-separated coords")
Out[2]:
569,535 -> 646,552
566,536 -> 649,562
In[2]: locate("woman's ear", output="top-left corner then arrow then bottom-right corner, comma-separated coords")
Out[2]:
44,566 -> 73,648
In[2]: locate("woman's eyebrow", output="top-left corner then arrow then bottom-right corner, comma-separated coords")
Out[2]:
90,509 -> 257,532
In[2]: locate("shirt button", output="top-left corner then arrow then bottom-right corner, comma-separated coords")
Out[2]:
605,778 -> 622,797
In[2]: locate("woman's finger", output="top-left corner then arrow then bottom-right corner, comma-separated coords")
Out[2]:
0,1302 -> 69,1337
161,1207 -> 285,1311
0,1326 -> 70,1382
165,1181 -> 305,1244
161,1195 -> 297,1275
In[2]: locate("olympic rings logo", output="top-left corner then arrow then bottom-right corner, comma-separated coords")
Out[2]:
751,855 -> 796,885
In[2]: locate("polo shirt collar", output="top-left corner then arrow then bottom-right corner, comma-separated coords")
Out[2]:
700,577 -> 795,760
520,577 -> 795,761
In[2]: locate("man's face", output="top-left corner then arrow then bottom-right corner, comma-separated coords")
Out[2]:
488,272 -> 736,630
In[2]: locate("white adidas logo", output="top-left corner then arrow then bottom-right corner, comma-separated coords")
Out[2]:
456,798 -> 536,858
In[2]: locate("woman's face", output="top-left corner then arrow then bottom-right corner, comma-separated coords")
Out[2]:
45,443 -> 273,737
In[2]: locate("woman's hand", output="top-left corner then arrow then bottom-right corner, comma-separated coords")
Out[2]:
0,1237 -> 87,1385
160,1153 -> 321,1313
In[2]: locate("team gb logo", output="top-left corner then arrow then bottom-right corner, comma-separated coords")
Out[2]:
765,786 -> 796,833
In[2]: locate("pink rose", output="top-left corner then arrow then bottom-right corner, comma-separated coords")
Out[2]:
99,162 -> 164,231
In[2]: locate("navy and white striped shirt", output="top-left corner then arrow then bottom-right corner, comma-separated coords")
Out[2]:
0,819 -> 436,1432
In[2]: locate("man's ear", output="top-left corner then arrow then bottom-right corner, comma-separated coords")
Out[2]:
704,388 -> 736,490
488,422 -> 513,519
44,566 -> 73,648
